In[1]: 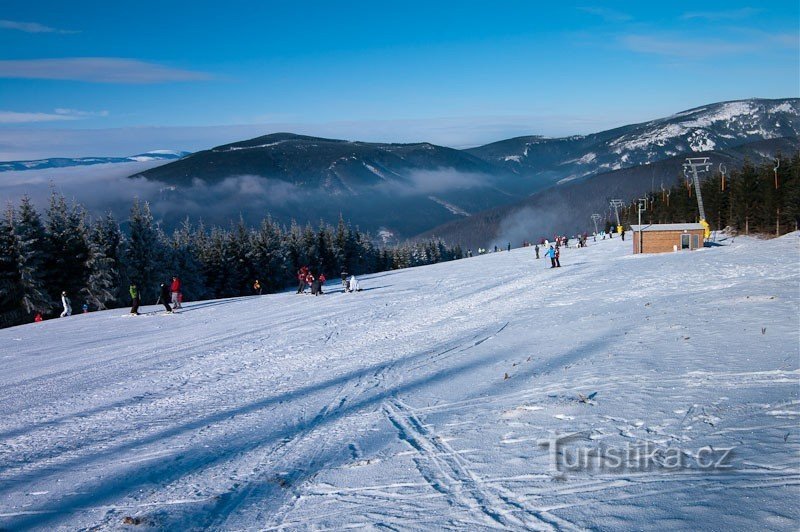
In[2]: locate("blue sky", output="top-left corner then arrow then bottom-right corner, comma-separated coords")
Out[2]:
0,1 -> 798,158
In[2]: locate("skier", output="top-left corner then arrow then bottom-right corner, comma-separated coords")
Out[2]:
348,275 -> 360,292
555,246 -> 561,267
318,273 -> 326,294
170,276 -> 182,309
34,313 -> 43,323
621,228 -> 626,241
341,269 -> 349,291
305,271 -> 314,293
60,291 -> 72,317
311,275 -> 322,296
157,283 -> 173,313
534,244 -> 540,259
547,246 -> 556,268
129,284 -> 140,315
507,242 -> 511,252
296,266 -> 309,294
253,279 -> 262,295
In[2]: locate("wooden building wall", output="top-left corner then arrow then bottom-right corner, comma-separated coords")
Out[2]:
633,229 -> 705,254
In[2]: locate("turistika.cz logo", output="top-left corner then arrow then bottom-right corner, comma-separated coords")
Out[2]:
537,432 -> 735,476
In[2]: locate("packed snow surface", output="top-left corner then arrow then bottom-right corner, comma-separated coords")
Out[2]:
1,234 -> 798,530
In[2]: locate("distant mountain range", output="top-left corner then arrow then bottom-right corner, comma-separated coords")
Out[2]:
465,99 -> 799,187
3,98 -> 796,239
417,136 -> 799,249
0,150 -> 190,172
122,98 -> 798,238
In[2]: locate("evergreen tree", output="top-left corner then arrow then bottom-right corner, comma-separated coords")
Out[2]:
84,213 -> 123,310
14,196 -> 52,315
125,200 -> 159,301
44,192 -> 90,307
0,206 -> 24,327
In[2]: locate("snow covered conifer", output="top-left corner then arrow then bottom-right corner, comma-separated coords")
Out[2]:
125,199 -> 159,300
83,213 -> 123,310
44,191 -> 89,306
14,196 -> 52,315
0,206 -> 24,327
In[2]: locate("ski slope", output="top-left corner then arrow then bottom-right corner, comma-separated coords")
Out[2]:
1,234 -> 798,530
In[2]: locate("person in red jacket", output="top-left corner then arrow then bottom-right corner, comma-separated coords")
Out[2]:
170,276 -> 182,309
296,266 -> 309,294
305,272 -> 314,293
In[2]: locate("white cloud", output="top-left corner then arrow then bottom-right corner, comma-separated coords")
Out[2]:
0,19 -> 78,34
0,58 -> 212,83
681,8 -> 761,21
620,34 -> 759,57
0,108 -> 109,124
577,6 -> 633,23
54,108 -> 110,118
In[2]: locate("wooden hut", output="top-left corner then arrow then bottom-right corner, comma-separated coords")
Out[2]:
629,223 -> 705,254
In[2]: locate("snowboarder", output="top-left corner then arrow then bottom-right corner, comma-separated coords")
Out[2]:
170,276 -> 182,309
130,284 -> 140,315
158,283 -> 172,313
535,244 -> 540,259
348,275 -> 360,292
60,291 -> 72,317
253,279 -> 262,295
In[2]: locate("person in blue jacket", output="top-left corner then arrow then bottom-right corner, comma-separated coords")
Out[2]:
547,246 -> 557,268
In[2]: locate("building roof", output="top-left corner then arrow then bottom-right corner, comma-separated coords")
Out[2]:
629,223 -> 705,232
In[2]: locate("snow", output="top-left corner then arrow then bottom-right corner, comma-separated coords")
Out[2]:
362,162 -> 389,181
214,141 -> 289,152
768,102 -> 797,115
1,234 -> 798,530
428,195 -> 471,216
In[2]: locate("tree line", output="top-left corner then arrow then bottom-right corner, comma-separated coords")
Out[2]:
612,151 -> 800,235
0,195 -> 464,328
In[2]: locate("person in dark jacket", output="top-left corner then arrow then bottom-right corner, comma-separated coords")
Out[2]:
130,284 -> 140,315
535,244 -> 540,259
341,270 -> 349,291
311,275 -> 322,296
158,283 -> 172,313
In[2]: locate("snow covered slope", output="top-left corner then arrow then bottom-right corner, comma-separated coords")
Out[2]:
1,234 -> 798,530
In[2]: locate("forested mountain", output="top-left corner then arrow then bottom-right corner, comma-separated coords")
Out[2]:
417,139 -> 799,249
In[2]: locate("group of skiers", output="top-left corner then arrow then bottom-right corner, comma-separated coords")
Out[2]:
296,266 -> 327,295
295,266 -> 361,295
128,276 -> 182,315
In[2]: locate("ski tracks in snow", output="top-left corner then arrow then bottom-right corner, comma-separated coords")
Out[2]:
383,398 -> 577,531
